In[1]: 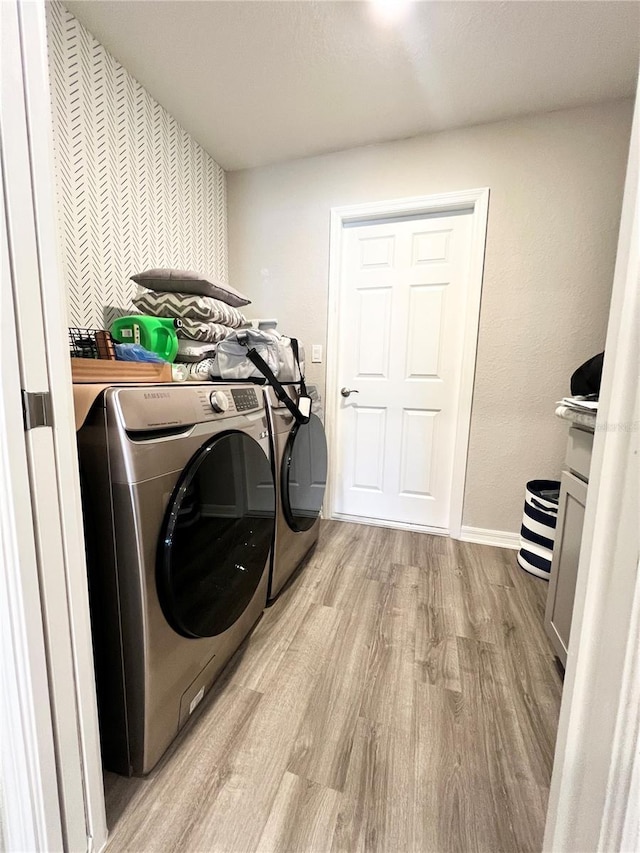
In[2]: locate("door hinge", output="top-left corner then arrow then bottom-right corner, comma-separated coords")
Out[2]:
22,390 -> 54,430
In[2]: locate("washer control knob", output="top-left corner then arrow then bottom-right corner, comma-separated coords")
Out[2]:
209,390 -> 229,413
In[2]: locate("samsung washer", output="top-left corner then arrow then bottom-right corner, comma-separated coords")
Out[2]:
264,384 -> 328,599
77,383 -> 275,776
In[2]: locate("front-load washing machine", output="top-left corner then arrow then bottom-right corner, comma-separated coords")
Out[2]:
77,383 -> 275,775
264,384 -> 328,599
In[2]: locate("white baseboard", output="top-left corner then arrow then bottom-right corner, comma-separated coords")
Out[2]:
331,512 -> 448,536
328,515 -> 520,548
459,526 -> 520,550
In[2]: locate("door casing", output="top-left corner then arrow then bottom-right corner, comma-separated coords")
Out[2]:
1,1 -> 107,850
325,189 -> 490,538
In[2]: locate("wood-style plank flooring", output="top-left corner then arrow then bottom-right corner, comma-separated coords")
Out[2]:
104,520 -> 563,853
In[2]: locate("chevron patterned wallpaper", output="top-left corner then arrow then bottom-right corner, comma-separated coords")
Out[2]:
46,2 -> 228,329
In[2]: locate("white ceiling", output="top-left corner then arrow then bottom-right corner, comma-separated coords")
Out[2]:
64,0 -> 640,171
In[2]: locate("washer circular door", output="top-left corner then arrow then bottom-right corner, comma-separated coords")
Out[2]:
282,413 -> 328,532
157,431 -> 275,638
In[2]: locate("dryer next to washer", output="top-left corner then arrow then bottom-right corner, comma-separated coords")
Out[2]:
264,384 -> 328,599
78,383 -> 275,775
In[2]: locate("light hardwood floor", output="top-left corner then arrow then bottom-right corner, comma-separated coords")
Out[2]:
104,520 -> 563,853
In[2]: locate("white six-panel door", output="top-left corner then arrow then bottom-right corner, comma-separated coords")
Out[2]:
333,210 -> 474,530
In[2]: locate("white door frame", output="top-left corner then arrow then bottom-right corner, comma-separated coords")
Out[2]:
1,1 -> 107,850
1,146 -> 64,853
325,188 -> 490,537
543,78 -> 640,853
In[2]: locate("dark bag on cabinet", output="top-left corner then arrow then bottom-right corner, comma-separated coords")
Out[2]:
570,352 -> 604,397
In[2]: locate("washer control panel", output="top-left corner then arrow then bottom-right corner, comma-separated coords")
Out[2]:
231,387 -> 260,412
209,390 -> 230,413
115,384 -> 264,431
195,387 -> 234,419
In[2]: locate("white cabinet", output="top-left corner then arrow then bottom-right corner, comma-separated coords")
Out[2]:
545,426 -> 593,666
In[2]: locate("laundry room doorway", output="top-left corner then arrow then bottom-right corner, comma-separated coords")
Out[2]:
325,190 -> 489,536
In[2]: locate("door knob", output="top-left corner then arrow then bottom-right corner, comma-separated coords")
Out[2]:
341,387 -> 359,398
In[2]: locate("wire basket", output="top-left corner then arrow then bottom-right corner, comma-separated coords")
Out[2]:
69,328 -> 116,360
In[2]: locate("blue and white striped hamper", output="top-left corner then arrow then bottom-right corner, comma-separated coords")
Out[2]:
517,479 -> 560,579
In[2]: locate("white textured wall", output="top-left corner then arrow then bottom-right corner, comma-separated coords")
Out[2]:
228,100 -> 633,533
46,2 -> 227,330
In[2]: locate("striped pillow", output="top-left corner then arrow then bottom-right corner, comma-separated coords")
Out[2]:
177,320 -> 237,343
132,286 -> 247,327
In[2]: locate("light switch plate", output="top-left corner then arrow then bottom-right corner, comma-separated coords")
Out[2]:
311,344 -> 322,363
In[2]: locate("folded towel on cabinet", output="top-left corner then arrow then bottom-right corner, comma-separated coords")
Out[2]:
180,358 -> 217,381
175,339 -> 217,363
